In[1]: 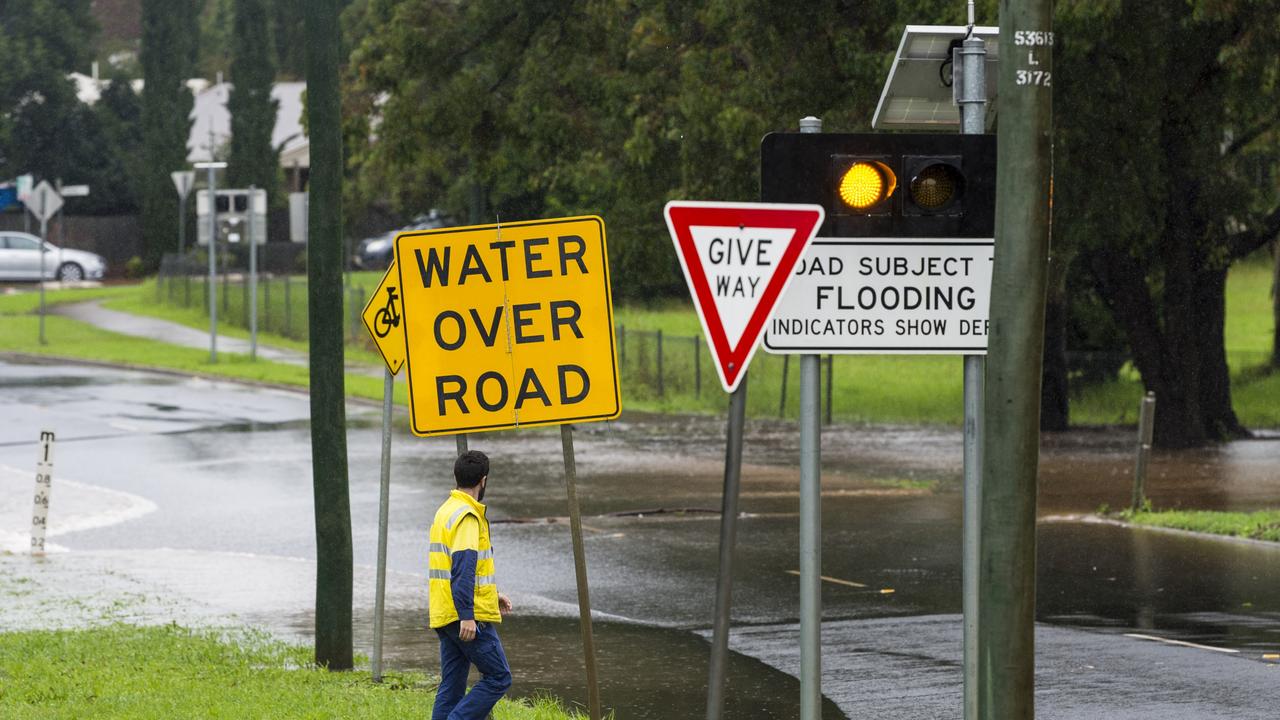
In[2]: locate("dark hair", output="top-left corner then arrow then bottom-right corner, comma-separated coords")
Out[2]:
454,450 -> 489,488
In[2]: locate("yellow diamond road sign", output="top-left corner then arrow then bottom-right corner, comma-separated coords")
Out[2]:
362,262 -> 406,375
394,216 -> 620,436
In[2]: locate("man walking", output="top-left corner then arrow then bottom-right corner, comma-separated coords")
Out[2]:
429,449 -> 513,719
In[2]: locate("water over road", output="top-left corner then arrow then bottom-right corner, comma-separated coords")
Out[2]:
1,357 -> 1278,718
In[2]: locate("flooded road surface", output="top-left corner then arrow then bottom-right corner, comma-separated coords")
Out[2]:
2,358 -> 1278,718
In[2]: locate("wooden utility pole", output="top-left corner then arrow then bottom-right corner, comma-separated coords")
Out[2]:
305,0 -> 354,671
978,0 -> 1054,716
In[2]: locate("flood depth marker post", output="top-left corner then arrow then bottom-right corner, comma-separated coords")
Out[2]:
30,430 -> 55,555
1131,392 -> 1156,511
664,200 -> 824,720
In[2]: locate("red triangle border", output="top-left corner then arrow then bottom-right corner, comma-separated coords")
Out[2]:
664,201 -> 825,393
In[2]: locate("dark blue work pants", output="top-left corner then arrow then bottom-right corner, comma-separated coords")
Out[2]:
432,621 -> 512,720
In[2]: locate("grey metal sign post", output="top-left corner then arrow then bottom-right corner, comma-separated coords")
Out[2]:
371,367 -> 394,682
705,376 -> 747,720
955,12 -> 988,720
666,198 -> 823,720
27,181 -> 63,346
561,424 -> 603,720
195,162 -> 227,363
249,185 -> 259,360
795,115 -> 823,720
172,171 -> 195,256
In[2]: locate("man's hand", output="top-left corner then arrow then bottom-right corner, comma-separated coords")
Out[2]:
458,619 -> 477,642
498,593 -> 513,615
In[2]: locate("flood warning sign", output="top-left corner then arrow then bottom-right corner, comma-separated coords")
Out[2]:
763,239 -> 994,355
394,216 -> 620,435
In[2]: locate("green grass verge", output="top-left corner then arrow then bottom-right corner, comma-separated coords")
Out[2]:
0,624 -> 592,719
1225,257 -> 1275,354
1119,508 -> 1280,543
2,258 -> 1275,428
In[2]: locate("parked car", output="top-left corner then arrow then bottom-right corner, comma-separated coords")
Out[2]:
353,210 -> 454,269
0,232 -> 106,282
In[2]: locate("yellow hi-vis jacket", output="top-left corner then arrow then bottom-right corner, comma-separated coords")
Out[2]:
428,489 -> 500,628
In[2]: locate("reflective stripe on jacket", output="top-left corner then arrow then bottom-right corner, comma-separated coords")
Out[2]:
429,489 -> 500,627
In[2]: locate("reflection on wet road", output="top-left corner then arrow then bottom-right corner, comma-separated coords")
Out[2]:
1,358 -> 1278,718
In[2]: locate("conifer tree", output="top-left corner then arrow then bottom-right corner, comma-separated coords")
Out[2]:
140,0 -> 199,266
228,0 -> 281,198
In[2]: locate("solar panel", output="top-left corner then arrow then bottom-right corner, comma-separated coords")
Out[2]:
872,25 -> 999,131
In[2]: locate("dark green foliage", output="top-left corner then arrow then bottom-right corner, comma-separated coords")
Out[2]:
82,78 -> 147,214
228,0 -> 282,198
339,0 -> 1278,444
0,0 -> 99,181
270,0 -> 308,78
1054,0 -> 1280,445
342,0 -> 959,301
199,0 -> 235,78
0,3 -> 146,216
140,0 -> 199,268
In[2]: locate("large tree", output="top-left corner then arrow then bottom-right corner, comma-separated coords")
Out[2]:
270,0 -> 308,79
0,0 -> 98,178
1053,0 -> 1280,447
87,78 -> 147,215
140,0 -> 200,266
228,0 -> 282,197
342,0 -> 951,300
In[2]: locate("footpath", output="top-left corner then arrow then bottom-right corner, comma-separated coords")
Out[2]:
52,300 -> 382,376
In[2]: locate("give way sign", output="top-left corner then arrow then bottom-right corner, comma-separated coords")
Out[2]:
664,201 -> 824,393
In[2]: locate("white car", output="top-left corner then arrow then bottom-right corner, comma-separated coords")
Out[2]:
0,232 -> 107,282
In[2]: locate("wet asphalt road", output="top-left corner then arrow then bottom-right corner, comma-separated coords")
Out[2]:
2,357 -> 1279,718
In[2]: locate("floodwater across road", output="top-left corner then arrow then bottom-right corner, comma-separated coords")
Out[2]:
1,358 -> 1278,718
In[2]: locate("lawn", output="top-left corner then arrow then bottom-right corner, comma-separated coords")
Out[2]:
1224,255 -> 1276,354
0,624 -> 591,719
1119,508 -> 1280,543
1,256 -> 1275,428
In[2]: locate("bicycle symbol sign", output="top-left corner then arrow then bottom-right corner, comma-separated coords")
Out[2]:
362,262 -> 407,374
373,286 -> 400,338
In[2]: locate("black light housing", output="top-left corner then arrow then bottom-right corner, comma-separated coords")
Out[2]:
761,133 -> 995,238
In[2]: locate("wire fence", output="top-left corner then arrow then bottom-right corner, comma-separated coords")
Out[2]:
156,252 -> 373,350
156,252 -> 1277,423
